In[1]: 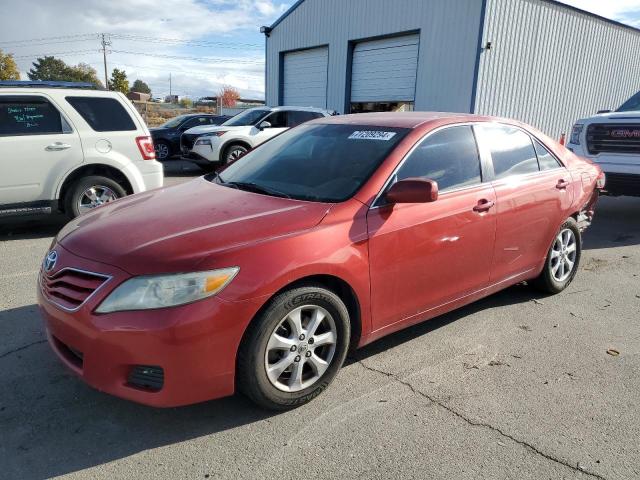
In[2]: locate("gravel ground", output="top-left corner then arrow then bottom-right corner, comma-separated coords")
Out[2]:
0,165 -> 638,480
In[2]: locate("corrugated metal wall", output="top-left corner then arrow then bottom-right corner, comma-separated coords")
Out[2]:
266,0 -> 483,114
475,0 -> 640,138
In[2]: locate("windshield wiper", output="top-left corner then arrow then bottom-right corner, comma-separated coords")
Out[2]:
225,181 -> 291,199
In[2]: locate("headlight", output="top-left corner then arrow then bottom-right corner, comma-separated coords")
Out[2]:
95,267 -> 239,313
200,131 -> 228,138
195,138 -> 212,146
570,124 -> 584,145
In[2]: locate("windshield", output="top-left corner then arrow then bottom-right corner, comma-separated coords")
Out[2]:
617,91 -> 640,112
162,115 -> 188,128
214,124 -> 410,202
222,109 -> 271,126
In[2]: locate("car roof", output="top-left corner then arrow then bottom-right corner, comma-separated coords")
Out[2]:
315,112 -> 494,128
269,105 -> 332,114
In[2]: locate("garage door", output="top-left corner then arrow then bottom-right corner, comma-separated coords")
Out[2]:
282,47 -> 328,108
351,34 -> 419,103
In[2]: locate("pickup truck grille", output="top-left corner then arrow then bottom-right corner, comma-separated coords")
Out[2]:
41,268 -> 110,311
586,123 -> 640,155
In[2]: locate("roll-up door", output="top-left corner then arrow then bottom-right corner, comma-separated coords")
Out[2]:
282,47 -> 328,108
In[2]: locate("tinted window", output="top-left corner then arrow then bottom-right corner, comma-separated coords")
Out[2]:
182,117 -> 209,129
288,111 -> 323,127
162,115 -> 187,128
480,125 -> 538,179
264,111 -> 287,128
0,96 -> 63,136
66,96 -> 136,132
217,124 -> 409,202
534,140 -> 562,170
223,109 -> 270,126
396,126 -> 482,192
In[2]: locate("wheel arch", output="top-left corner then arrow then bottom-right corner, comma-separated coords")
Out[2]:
57,164 -> 134,213
220,139 -> 252,160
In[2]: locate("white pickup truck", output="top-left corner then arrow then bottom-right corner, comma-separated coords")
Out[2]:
567,90 -> 640,197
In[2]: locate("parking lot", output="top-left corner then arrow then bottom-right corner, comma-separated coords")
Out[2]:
1,162 -> 639,480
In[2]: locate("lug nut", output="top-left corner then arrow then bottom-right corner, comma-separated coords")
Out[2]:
290,345 -> 297,352
294,355 -> 301,362
299,334 -> 305,341
305,351 -> 312,358
308,338 -> 314,345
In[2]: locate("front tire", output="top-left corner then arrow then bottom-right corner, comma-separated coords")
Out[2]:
154,140 -> 171,161
64,175 -> 126,219
223,144 -> 249,164
531,218 -> 582,294
237,285 -> 351,410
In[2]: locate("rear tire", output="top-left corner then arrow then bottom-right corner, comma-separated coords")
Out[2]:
237,285 -> 351,410
154,140 -> 171,161
64,175 -> 126,219
531,217 -> 582,294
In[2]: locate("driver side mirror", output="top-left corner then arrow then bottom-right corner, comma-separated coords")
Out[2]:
385,178 -> 439,204
258,121 -> 272,130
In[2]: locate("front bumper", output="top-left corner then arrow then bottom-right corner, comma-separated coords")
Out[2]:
37,245 -> 260,407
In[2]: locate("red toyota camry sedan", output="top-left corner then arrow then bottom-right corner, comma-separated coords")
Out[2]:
38,113 -> 603,410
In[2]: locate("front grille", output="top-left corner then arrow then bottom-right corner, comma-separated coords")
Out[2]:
587,123 -> 640,155
41,268 -> 109,311
181,133 -> 198,152
602,172 -> 640,197
128,365 -> 164,391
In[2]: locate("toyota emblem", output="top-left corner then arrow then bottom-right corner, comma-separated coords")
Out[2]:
44,250 -> 58,272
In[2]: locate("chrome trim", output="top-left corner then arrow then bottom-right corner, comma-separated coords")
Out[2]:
40,267 -> 113,313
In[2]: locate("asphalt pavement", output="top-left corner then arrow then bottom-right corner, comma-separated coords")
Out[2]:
1,164 -> 638,479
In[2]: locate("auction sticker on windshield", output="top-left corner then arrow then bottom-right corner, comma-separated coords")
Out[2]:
348,131 -> 397,141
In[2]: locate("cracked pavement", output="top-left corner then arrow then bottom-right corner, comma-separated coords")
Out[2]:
1,167 -> 639,479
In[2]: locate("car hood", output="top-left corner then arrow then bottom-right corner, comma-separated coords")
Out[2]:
581,112 -> 640,122
149,127 -> 170,134
58,178 -> 331,275
183,125 -> 246,135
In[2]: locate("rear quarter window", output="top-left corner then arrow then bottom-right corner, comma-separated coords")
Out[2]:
66,96 -> 136,132
0,96 -> 64,136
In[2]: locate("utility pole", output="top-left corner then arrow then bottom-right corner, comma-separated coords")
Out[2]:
169,72 -> 172,98
101,33 -> 111,90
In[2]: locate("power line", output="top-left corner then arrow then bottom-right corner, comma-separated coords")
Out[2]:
0,33 -> 99,45
110,49 -> 264,64
11,49 -> 100,59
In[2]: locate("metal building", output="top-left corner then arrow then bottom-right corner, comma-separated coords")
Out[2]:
263,0 -> 640,137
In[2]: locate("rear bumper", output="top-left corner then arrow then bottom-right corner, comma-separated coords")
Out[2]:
124,160 -> 164,192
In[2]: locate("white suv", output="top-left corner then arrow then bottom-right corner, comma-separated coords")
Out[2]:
0,81 -> 163,218
567,90 -> 640,197
182,106 -> 334,168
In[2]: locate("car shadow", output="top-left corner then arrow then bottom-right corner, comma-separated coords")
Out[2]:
583,195 -> 640,250
1,283 -> 544,479
0,214 -> 68,241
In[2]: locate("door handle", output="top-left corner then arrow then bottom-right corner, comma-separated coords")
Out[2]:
45,142 -> 71,151
473,199 -> 495,213
556,179 -> 570,189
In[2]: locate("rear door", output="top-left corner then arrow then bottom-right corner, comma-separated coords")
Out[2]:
0,94 -> 83,205
475,124 -> 573,283
367,125 -> 497,331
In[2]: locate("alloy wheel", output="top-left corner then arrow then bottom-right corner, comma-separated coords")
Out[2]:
155,142 -> 170,160
264,305 -> 337,392
550,228 -> 577,282
76,185 -> 118,215
227,147 -> 247,163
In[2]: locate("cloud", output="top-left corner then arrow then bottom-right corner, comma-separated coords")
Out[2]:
0,0 -> 290,98
558,0 -> 640,26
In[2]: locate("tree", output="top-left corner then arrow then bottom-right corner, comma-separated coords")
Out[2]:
28,56 -> 69,81
26,56 -> 102,87
131,79 -> 151,95
179,98 -> 193,108
218,85 -> 240,107
109,68 -> 129,94
0,49 -> 20,80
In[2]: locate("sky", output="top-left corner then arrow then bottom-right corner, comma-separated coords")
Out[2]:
1,0 -> 639,100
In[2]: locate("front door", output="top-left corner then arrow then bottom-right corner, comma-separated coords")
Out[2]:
367,125 -> 497,332
0,94 -> 83,205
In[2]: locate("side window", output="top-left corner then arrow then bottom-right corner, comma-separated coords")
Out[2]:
534,139 -> 562,170
264,111 -> 287,128
65,96 -> 136,132
288,111 -> 322,127
480,125 -> 539,179
181,117 -> 202,129
395,126 -> 482,192
0,96 -> 64,136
